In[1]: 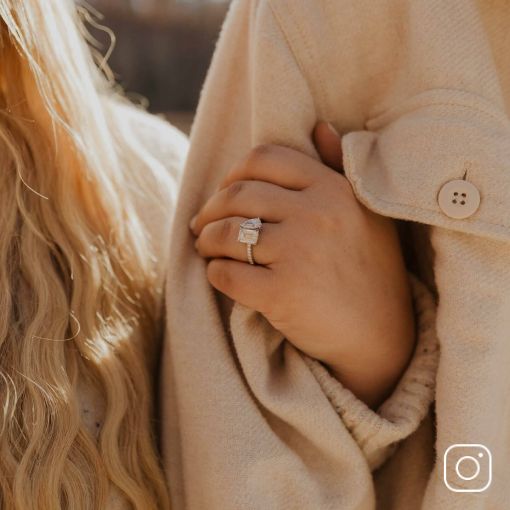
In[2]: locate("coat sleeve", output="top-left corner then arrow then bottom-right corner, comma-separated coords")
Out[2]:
163,2 -> 440,507
186,0 -> 439,471
304,271 -> 439,470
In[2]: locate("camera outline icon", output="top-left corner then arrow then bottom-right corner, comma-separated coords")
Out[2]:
443,444 -> 492,493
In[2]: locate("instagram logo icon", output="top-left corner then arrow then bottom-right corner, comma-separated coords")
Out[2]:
444,444 -> 492,493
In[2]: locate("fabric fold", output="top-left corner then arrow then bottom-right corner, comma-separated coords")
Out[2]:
305,272 -> 439,470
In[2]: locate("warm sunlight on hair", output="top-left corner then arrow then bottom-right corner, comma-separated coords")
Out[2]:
0,1 -> 173,508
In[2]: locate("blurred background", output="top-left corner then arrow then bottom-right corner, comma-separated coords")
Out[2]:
87,0 -> 231,133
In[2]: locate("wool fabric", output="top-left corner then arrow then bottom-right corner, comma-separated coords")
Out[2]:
156,0 -> 502,508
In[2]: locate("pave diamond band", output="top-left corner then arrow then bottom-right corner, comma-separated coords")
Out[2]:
238,218 -> 263,265
246,244 -> 255,265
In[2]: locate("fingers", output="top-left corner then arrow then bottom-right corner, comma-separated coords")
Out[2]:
220,143 -> 330,191
191,180 -> 299,235
220,126 -> 344,193
313,122 -> 344,173
206,258 -> 275,312
193,132 -> 346,236
195,217 -> 280,265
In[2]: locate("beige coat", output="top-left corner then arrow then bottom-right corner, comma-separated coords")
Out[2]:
162,0 -> 510,508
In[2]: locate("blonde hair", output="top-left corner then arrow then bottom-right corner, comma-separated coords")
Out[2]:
0,1 -> 171,508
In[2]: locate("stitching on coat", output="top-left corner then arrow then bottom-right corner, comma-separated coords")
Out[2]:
347,166 -> 510,229
269,0 -> 329,116
344,141 -> 510,233
367,95 -> 510,131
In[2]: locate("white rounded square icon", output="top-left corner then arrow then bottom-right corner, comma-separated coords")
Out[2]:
443,444 -> 492,493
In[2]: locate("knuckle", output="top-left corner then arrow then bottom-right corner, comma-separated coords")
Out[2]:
252,143 -> 276,157
218,218 -> 235,243
225,180 -> 245,200
207,260 -> 232,291
196,224 -> 212,251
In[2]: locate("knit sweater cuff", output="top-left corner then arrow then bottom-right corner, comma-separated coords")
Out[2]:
304,272 -> 439,471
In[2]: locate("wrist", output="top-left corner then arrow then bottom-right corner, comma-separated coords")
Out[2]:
327,356 -> 412,409
324,320 -> 416,409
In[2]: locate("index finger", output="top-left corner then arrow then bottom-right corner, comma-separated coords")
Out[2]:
220,143 -> 331,191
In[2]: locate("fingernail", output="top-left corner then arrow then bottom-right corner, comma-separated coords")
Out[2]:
326,122 -> 340,136
189,215 -> 197,231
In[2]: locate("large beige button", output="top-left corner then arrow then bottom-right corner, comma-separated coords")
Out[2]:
437,179 -> 481,219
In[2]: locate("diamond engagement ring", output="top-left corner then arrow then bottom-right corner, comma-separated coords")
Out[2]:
237,217 -> 263,265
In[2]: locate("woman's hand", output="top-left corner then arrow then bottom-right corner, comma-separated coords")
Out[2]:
190,122 -> 415,409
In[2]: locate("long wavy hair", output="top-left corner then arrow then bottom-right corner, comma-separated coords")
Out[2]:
0,1 -> 171,508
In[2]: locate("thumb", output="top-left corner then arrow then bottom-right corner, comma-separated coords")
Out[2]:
312,121 -> 344,173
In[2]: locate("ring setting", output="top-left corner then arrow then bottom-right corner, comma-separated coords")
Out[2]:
238,217 -> 263,265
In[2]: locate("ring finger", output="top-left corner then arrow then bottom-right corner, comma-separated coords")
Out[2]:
195,216 -> 281,266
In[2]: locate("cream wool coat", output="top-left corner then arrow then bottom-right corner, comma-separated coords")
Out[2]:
162,0 -> 510,509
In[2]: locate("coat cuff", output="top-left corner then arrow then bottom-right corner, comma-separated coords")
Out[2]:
303,272 -> 439,471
